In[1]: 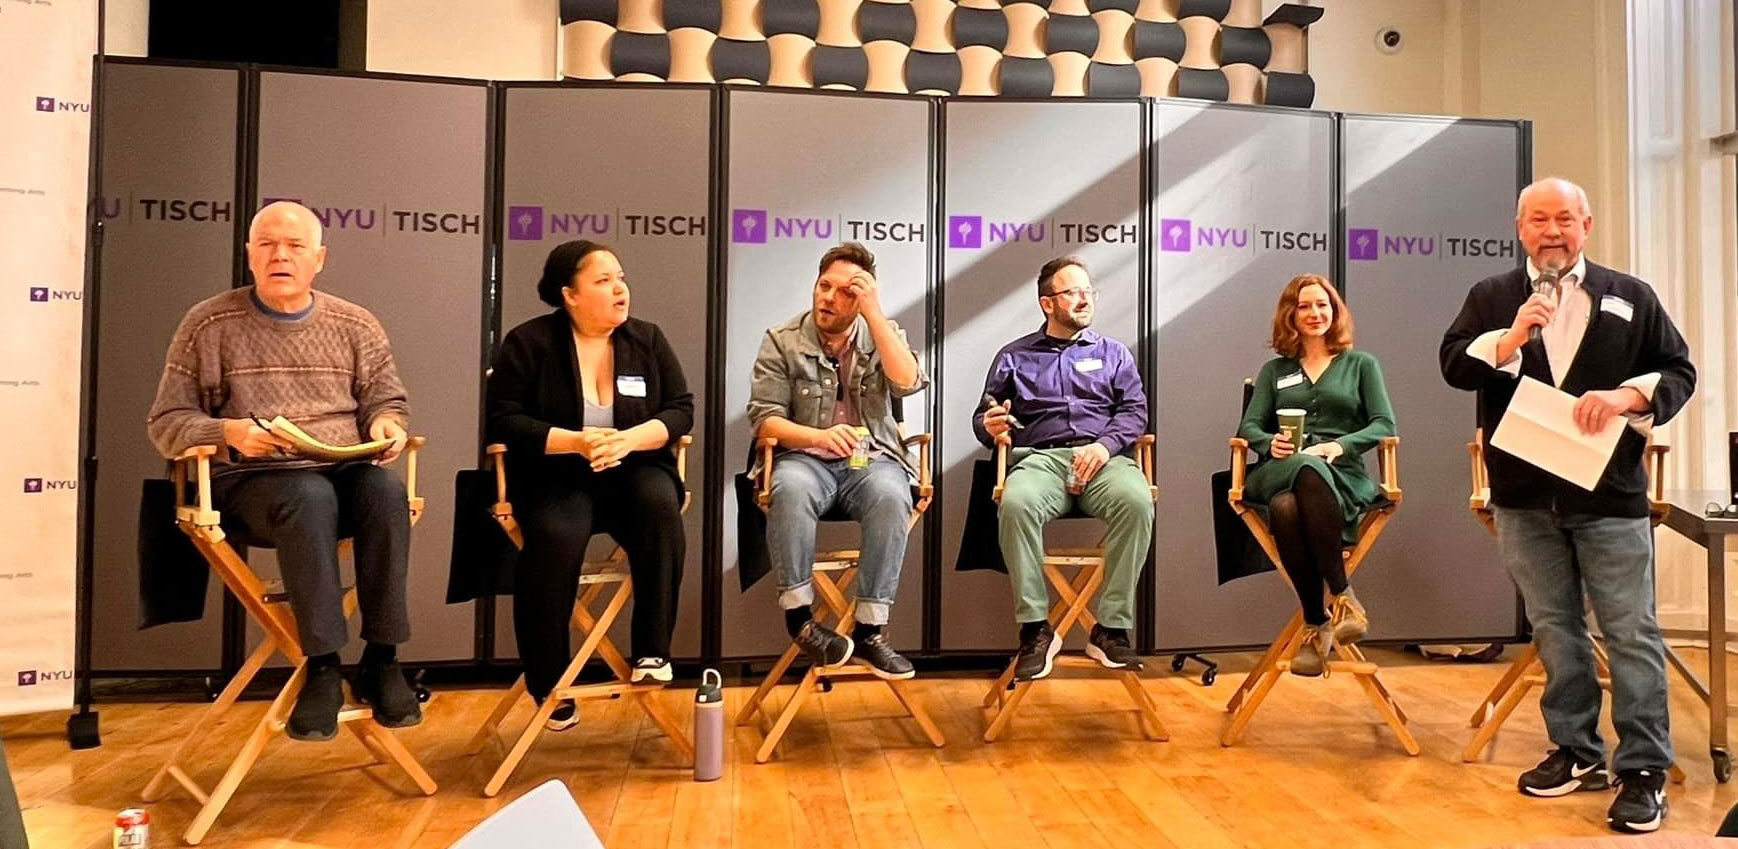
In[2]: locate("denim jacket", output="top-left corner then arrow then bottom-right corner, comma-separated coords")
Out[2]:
746,311 -> 928,480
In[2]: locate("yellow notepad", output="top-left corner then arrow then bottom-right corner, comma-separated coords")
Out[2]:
262,416 -> 392,462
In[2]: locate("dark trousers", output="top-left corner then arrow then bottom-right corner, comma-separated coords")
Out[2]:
212,463 -> 411,656
514,463 -> 684,702
1267,465 -> 1348,626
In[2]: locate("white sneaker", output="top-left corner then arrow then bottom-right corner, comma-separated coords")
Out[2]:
543,700 -> 579,732
631,657 -> 672,684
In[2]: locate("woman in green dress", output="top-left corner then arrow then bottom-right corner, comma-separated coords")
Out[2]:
1238,273 -> 1396,677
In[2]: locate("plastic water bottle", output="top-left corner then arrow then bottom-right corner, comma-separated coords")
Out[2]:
694,668 -> 724,782
848,426 -> 871,470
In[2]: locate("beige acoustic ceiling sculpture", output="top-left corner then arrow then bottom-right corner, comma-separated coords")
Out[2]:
558,0 -> 1322,105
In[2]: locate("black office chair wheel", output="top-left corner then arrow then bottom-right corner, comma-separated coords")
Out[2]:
1201,668 -> 1217,686
203,675 -> 221,702
819,679 -> 834,693
1170,655 -> 1186,672
1714,748 -> 1733,783
411,668 -> 431,703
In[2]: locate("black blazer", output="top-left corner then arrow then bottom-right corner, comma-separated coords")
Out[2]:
486,311 -> 694,495
1440,261 -> 1695,517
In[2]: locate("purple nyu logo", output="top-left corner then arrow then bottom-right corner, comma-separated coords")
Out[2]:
732,209 -> 767,244
17,671 -> 36,687
22,478 -> 42,493
29,287 -> 48,302
1159,219 -> 1192,252
1348,228 -> 1380,261
507,206 -> 544,241
948,215 -> 981,249
34,95 -> 88,114
947,215 -> 1052,249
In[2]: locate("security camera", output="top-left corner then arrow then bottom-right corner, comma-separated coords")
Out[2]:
1375,27 -> 1403,54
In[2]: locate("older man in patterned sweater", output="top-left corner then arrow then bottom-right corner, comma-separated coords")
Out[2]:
147,201 -> 420,741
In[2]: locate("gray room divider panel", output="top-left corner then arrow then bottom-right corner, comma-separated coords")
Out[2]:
1150,101 -> 1333,651
938,99 -> 1145,652
1341,114 -> 1526,642
255,71 -> 488,663
494,84 -> 713,661
91,62 -> 239,672
720,89 -> 932,659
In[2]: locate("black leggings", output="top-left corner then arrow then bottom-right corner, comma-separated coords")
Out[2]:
513,463 -> 684,702
1267,465 -> 1347,626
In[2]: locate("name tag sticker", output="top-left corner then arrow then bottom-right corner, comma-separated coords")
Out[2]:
1601,295 -> 1634,322
1276,372 -> 1305,390
617,375 -> 647,397
1073,358 -> 1104,373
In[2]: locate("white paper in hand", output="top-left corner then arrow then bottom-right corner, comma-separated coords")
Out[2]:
1489,376 -> 1626,491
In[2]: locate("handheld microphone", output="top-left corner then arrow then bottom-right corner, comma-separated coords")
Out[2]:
1529,264 -> 1562,344
982,393 -> 1024,430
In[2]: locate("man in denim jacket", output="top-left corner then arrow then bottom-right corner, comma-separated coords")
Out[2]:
747,242 -> 928,679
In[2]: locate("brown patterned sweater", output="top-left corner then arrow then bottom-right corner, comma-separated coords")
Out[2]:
146,287 -> 410,474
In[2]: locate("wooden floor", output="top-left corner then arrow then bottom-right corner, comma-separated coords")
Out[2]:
8,646 -> 1738,849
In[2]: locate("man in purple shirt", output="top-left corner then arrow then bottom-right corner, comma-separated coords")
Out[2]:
974,256 -> 1152,681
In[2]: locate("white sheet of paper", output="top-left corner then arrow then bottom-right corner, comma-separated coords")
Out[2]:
1489,376 -> 1626,491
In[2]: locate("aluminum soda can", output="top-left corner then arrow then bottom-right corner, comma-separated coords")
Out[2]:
115,808 -> 150,848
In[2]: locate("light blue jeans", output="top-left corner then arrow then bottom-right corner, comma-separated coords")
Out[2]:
766,453 -> 911,625
1494,506 -> 1672,771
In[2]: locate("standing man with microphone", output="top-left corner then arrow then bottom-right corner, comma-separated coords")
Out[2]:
1441,177 -> 1695,833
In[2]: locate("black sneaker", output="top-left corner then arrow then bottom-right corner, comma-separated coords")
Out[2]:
543,700 -> 579,732
286,663 -> 344,742
1518,748 -> 1612,797
853,632 -> 915,680
1085,625 -> 1143,671
353,660 -> 423,729
631,657 -> 672,684
1014,622 -> 1061,681
794,620 -> 853,668
1607,769 -> 1667,833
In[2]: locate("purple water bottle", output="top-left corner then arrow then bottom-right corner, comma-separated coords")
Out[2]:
693,668 -> 724,781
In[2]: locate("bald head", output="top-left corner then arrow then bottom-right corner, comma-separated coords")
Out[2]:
1515,177 -> 1593,270
246,201 -> 328,313
249,201 -> 324,247
1516,177 -> 1591,220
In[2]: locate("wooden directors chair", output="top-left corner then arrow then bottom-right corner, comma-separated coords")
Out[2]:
735,432 -> 947,763
1221,431 -> 1419,755
467,437 -> 696,797
980,434 -> 1169,744
1461,430 -> 1685,782
143,441 -> 438,845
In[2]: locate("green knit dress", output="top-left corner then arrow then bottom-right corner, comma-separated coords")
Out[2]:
1237,349 -> 1397,543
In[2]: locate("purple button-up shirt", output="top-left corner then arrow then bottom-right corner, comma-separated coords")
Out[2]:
973,327 -> 1148,455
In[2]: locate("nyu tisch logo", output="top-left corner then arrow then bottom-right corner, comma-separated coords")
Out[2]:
35,96 -> 54,112
732,209 -> 768,244
17,671 -> 35,687
1159,218 -> 1192,252
1348,229 -> 1379,261
29,287 -> 48,302
948,215 -> 982,249
508,206 -> 544,241
22,478 -> 42,494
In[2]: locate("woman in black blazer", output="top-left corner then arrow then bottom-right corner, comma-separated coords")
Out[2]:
486,240 -> 693,728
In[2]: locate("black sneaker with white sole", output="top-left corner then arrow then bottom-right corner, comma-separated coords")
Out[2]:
1518,748 -> 1612,797
1085,625 -> 1143,671
1013,622 -> 1060,681
543,700 -> 579,732
1607,769 -> 1667,833
794,620 -> 853,668
852,632 -> 915,680
631,657 -> 672,684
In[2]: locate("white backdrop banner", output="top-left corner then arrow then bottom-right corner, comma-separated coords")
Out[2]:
0,0 -> 96,716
